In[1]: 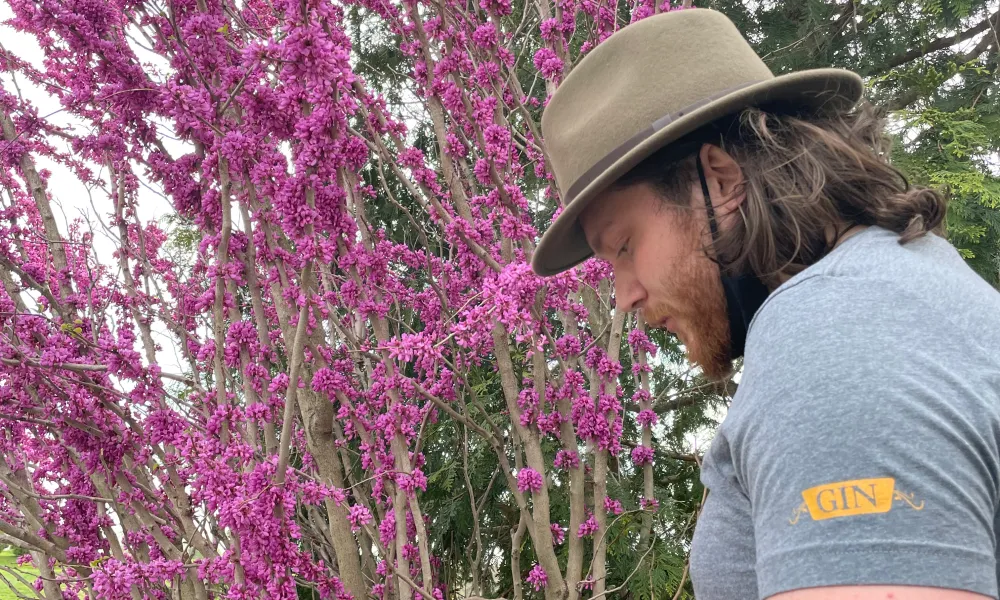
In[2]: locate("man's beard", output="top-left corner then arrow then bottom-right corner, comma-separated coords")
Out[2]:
643,245 -> 733,382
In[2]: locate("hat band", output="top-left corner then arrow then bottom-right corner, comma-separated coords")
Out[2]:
562,79 -> 766,204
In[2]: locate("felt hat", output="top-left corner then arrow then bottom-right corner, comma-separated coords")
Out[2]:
531,8 -> 864,276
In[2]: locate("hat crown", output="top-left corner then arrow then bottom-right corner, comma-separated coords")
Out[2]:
541,9 -> 773,204
530,7 -> 862,276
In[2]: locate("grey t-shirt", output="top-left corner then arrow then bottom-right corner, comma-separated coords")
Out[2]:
689,226 -> 1000,599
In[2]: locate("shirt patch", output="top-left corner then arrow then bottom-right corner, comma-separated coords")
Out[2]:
789,478 -> 925,524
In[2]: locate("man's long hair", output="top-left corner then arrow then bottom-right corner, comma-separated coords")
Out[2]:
614,101 -> 947,289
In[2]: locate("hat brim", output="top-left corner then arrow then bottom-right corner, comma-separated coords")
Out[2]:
531,68 -> 864,276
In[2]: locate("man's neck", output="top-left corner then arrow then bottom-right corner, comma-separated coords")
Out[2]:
773,224 -> 870,286
829,223 -> 869,248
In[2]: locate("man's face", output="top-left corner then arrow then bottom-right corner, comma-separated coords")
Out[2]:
579,179 -> 733,380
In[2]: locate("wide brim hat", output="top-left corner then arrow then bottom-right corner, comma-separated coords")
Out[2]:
531,8 -> 864,276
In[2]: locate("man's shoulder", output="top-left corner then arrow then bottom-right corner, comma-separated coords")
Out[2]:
746,226 -> 1000,358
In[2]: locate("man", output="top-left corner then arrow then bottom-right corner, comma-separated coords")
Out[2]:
531,8 -> 1000,600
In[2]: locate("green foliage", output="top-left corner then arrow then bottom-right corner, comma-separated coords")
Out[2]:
893,106 -> 1000,278
724,0 -> 1000,285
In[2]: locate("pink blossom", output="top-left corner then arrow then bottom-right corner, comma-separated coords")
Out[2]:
526,564 -> 548,591
637,409 -> 658,427
347,505 -> 373,532
554,334 -> 582,359
517,468 -> 544,493
604,497 -> 624,515
472,23 -> 499,48
539,18 -> 560,41
479,0 -> 513,16
550,523 -> 566,545
631,445 -> 655,466
578,513 -> 599,538
627,328 -> 658,355
396,469 -> 428,495
533,48 -> 564,80
554,450 -> 580,470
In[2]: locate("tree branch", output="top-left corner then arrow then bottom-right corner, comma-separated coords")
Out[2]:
882,10 -> 1000,72
0,357 -> 192,384
273,264 -> 313,487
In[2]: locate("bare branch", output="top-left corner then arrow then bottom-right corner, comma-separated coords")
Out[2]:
882,10 -> 1000,72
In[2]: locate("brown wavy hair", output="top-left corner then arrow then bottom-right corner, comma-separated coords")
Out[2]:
614,101 -> 947,290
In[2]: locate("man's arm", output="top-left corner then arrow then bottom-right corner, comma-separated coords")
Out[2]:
771,586 -> 992,600
735,275 -> 1000,599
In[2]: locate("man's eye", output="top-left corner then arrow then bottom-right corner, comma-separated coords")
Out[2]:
617,239 -> 629,257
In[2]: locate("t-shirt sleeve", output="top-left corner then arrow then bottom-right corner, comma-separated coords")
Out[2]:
736,274 -> 1000,599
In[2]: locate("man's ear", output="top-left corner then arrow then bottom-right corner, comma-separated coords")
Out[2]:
698,143 -> 745,217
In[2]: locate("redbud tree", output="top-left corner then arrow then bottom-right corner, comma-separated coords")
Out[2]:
0,0 -> 725,598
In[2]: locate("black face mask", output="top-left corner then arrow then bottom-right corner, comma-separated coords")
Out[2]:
695,155 -> 770,360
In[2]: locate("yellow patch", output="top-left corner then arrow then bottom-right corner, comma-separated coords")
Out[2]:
789,478 -> 924,525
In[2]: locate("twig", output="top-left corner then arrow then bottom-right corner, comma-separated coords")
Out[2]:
380,558 -> 436,600
0,565 -> 43,599
586,539 -> 656,600
580,508 -> 646,587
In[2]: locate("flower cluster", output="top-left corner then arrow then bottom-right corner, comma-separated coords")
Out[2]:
526,564 -> 548,591
517,468 -> 545,493
578,513 -> 600,538
631,446 -> 656,466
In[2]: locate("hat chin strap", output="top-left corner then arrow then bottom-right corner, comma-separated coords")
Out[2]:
695,155 -> 770,361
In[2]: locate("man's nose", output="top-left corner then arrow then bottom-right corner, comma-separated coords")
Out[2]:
614,273 -> 646,313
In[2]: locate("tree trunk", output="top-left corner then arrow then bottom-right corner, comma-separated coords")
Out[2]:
298,388 -> 368,598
